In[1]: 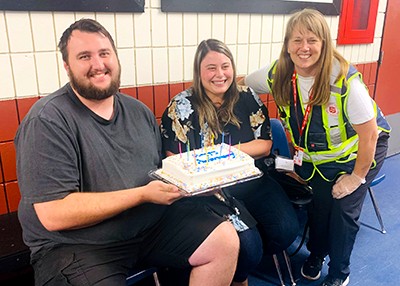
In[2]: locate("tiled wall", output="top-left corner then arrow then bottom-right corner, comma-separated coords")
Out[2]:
0,0 -> 387,100
0,0 -> 388,213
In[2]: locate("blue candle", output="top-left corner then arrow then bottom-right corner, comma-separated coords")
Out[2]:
219,132 -> 225,159
200,132 -> 204,151
228,135 -> 232,159
186,139 -> 190,161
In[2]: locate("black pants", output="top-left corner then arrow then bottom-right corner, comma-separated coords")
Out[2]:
32,199 -> 226,286
306,133 -> 389,279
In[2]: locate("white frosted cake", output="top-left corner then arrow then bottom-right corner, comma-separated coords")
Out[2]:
154,143 -> 262,194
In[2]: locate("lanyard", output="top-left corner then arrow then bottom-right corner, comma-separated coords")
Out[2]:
292,71 -> 313,146
214,190 -> 240,215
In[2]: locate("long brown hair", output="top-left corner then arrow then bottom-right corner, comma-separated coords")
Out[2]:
191,39 -> 240,138
273,8 -> 348,106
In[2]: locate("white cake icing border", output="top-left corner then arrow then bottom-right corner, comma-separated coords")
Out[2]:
151,143 -> 263,195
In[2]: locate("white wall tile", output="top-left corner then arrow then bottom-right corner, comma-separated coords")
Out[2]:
375,12 -> 385,38
0,12 -> 9,53
378,0 -> 388,12
350,45 -> 360,63
168,47 -> 183,82
357,44 -> 368,63
236,44 -> 248,76
198,14 -> 212,42
53,13 -> 76,48
183,14 -> 197,45
151,9 -> 167,47
365,44 -> 374,62
227,44 -> 237,72
372,38 -> 382,61
152,47 -> 168,83
237,14 -> 250,44
328,16 -> 339,40
249,14 -> 262,44
261,15 -> 273,43
118,48 -> 136,87
150,0 -> 161,8
11,53 -> 38,97
57,52 -> 69,86
116,14 -> 134,48
271,42 -> 282,60
211,14 -> 225,42
272,15 -> 284,43
6,12 -> 33,52
96,13 -> 116,44
134,8 -> 151,47
31,13 -> 56,52
135,48 -> 153,85
0,55 -> 15,99
75,12 -> 95,20
167,13 -> 183,46
183,46 -> 196,81
35,52 -> 60,95
225,14 -> 238,45
260,43 -> 272,68
336,45 -> 345,58
342,45 -> 353,61
248,43 -> 260,75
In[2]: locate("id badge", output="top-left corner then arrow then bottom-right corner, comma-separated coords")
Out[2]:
293,147 -> 304,166
227,214 -> 249,232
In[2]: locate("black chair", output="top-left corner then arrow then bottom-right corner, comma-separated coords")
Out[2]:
126,267 -> 160,286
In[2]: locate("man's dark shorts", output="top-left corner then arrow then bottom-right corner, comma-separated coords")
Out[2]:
33,199 -> 226,286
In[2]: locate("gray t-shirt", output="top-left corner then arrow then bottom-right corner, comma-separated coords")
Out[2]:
15,84 -> 166,262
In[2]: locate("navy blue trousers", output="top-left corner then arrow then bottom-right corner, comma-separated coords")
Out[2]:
306,133 -> 389,279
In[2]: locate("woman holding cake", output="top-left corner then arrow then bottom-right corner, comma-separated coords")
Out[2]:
160,38 -> 299,286
243,8 -> 391,286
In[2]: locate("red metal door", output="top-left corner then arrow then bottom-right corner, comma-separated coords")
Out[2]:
375,0 -> 400,115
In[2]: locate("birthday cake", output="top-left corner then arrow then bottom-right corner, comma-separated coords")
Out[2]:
153,143 -> 262,194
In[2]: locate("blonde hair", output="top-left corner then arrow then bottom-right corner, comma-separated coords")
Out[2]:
273,8 -> 348,106
192,39 -> 240,138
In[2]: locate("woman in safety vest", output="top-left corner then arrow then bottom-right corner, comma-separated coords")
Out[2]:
244,8 -> 391,286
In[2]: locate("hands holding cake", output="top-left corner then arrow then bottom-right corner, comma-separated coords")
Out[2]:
141,180 -> 183,205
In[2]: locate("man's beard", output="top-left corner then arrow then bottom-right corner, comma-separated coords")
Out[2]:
69,68 -> 121,101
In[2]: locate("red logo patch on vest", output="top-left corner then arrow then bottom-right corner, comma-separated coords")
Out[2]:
326,104 -> 339,116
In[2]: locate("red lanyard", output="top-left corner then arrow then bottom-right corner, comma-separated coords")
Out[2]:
292,71 -> 313,145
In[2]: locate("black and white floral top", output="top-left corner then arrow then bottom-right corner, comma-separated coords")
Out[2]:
160,87 -> 272,158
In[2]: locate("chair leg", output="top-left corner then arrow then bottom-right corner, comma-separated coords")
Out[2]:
289,220 -> 309,257
272,254 -> 286,286
368,187 -> 386,234
152,272 -> 161,286
282,250 -> 296,286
